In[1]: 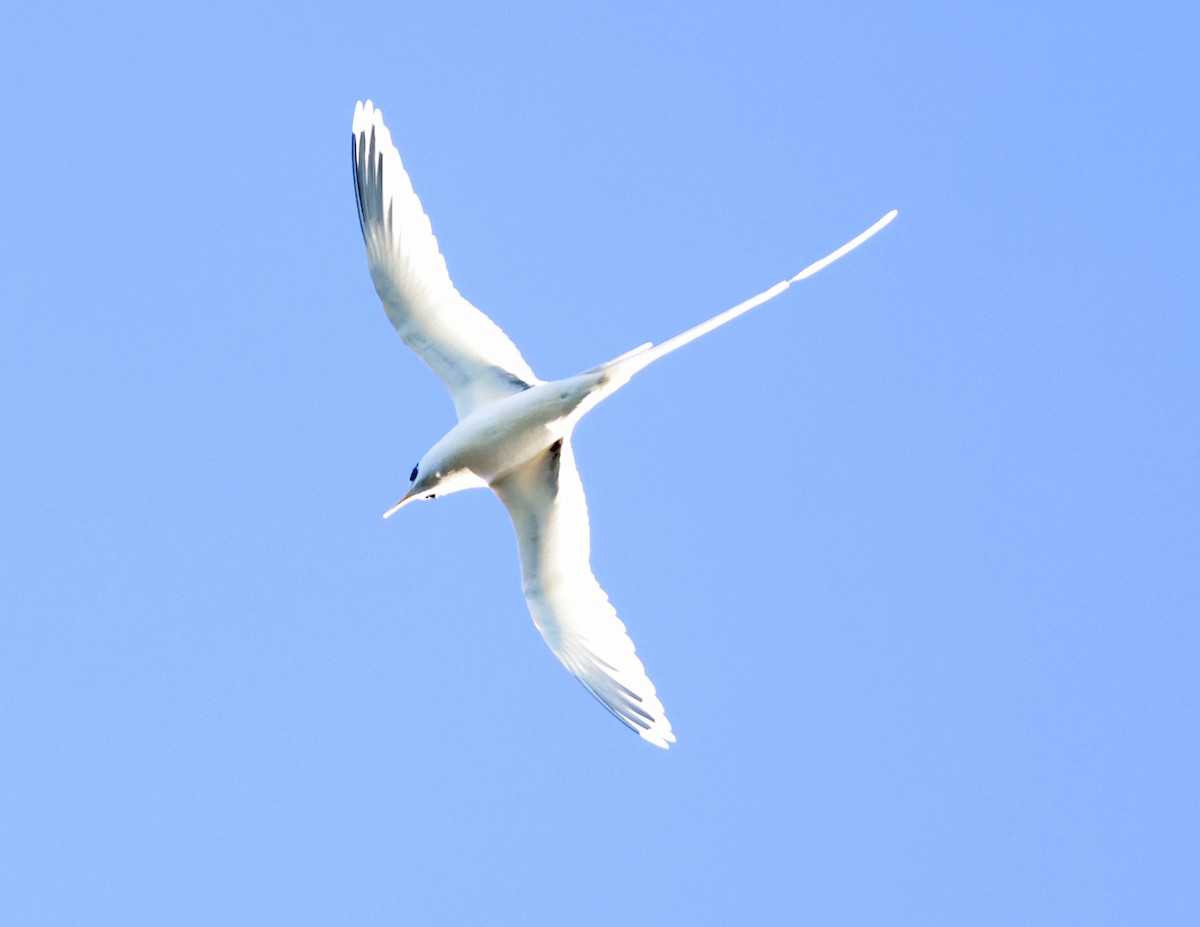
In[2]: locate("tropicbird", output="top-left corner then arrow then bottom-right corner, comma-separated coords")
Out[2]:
351,100 -> 896,748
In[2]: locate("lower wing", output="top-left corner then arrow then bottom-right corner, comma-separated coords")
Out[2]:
491,438 -> 676,748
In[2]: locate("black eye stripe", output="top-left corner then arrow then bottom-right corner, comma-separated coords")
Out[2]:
409,465 -> 419,482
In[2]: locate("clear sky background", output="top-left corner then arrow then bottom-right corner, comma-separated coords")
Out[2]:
2,2 -> 1196,924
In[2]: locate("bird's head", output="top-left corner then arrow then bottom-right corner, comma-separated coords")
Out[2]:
383,459 -> 440,518
382,456 -> 483,518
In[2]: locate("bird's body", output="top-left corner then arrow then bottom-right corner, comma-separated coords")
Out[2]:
406,370 -> 605,497
350,99 -> 895,748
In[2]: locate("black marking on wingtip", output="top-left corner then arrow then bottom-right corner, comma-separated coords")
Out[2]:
351,132 -> 366,238
353,122 -> 394,244
625,700 -> 655,723
597,674 -> 654,722
579,682 -> 650,733
367,125 -> 377,188
613,678 -> 644,703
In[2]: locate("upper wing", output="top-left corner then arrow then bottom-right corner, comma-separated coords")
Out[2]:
492,438 -> 676,748
351,100 -> 541,419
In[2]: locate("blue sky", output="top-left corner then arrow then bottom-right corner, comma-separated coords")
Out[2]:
2,2 -> 1196,924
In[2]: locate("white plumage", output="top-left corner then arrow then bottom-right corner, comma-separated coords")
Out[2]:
350,99 -> 895,748
352,102 -> 539,419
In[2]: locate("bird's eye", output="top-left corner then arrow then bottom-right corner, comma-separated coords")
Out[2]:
409,465 -> 418,482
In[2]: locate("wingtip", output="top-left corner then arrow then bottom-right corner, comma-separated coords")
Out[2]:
638,714 -> 676,749
352,99 -> 385,136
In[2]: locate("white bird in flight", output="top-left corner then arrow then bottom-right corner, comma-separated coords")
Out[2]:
351,100 -> 896,748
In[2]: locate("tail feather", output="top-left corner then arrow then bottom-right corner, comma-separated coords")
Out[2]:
600,209 -> 897,383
